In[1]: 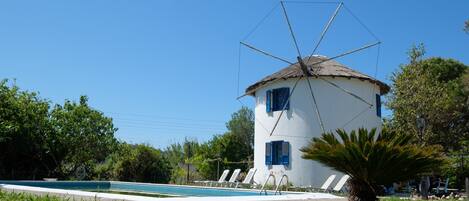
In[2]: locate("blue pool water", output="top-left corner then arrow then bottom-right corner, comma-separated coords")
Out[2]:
0,181 -> 277,197
112,182 -> 262,196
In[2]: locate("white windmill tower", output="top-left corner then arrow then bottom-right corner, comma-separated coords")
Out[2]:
237,1 -> 390,187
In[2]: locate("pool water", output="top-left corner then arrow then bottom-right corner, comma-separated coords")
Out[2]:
0,181 -> 278,197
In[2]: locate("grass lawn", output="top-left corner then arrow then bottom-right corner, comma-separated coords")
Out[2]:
0,190 -> 66,201
380,197 -> 462,201
0,189 -> 172,201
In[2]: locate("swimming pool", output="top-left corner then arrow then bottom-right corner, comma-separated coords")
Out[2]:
0,181 -> 342,201
0,181 -> 275,197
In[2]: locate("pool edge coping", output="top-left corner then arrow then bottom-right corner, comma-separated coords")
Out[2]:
0,184 -> 343,201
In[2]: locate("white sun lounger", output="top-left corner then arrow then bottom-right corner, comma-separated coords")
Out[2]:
223,169 -> 241,187
210,169 -> 231,187
332,175 -> 350,192
235,168 -> 257,188
314,174 -> 336,192
195,169 -> 230,186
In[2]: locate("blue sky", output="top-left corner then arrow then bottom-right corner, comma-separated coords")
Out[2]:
1,0 -> 468,148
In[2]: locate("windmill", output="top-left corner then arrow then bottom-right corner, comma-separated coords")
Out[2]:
237,1 -> 389,186
238,1 -> 382,136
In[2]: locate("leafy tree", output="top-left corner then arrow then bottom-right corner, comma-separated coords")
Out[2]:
0,79 -> 175,183
0,80 -> 119,180
225,107 -> 255,159
163,143 -> 185,183
94,142 -> 173,183
163,138 -> 203,184
301,128 -> 445,201
164,107 -> 255,181
0,79 -> 54,179
93,142 -> 132,180
114,144 -> 172,183
386,44 -> 469,151
193,134 -> 232,180
219,106 -> 255,171
441,140 -> 469,190
191,107 -> 254,180
50,96 -> 118,179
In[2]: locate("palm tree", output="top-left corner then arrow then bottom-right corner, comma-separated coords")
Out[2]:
301,128 -> 445,201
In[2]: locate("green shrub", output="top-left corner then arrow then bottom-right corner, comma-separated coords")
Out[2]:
93,143 -> 172,183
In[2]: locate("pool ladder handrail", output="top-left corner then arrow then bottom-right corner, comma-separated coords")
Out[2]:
274,174 -> 288,195
259,173 -> 276,195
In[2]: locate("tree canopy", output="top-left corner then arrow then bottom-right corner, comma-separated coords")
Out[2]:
386,44 -> 469,151
163,107 -> 255,183
50,96 -> 118,179
0,79 -> 172,182
113,144 -> 171,183
0,80 -> 53,179
0,79 -> 254,184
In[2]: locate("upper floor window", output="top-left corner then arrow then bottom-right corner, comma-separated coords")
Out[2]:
376,94 -> 381,117
265,141 -> 289,166
266,87 -> 290,112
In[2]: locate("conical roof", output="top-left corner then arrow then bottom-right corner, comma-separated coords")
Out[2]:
245,56 -> 390,96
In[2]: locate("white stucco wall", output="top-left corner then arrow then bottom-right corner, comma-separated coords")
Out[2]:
252,76 -> 382,187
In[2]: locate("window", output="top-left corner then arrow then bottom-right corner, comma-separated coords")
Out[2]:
266,87 -> 290,112
376,94 -> 381,117
265,141 -> 289,166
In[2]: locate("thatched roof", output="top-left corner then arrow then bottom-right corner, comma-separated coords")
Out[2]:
245,56 -> 390,96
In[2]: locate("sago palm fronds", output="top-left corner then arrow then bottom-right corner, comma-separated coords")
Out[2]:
301,128 -> 445,201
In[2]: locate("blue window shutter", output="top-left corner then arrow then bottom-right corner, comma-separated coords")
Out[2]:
266,90 -> 272,113
375,94 -> 381,117
272,89 -> 278,111
281,141 -> 290,166
271,88 -> 290,111
265,142 -> 272,165
283,88 -> 290,110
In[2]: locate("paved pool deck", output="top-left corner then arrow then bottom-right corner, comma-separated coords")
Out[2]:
0,184 -> 346,201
